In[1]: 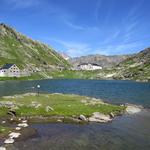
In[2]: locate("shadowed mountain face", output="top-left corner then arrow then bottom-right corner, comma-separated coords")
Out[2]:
0,23 -> 70,71
69,54 -> 131,68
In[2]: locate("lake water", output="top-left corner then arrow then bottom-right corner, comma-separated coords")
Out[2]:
0,79 -> 150,107
0,79 -> 150,150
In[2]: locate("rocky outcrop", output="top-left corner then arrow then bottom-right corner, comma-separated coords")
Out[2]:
125,104 -> 143,114
70,54 -> 130,69
88,112 -> 112,123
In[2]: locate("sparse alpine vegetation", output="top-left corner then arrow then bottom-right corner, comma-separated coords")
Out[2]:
0,23 -> 70,72
96,48 -> 150,82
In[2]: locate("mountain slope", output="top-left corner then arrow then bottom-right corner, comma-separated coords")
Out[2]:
95,48 -> 150,81
69,54 -> 131,68
0,23 -> 70,71
114,47 -> 150,81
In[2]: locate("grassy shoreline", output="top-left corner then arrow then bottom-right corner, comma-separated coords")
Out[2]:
0,93 -> 125,119
0,93 -> 126,139
0,70 -> 149,82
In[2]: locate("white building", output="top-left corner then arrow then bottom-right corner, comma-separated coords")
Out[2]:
77,63 -> 102,70
0,64 -> 21,77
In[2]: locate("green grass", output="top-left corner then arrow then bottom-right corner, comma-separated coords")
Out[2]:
0,125 -> 11,136
0,70 -> 99,81
0,107 -> 9,117
46,70 -> 100,79
0,93 -> 125,117
0,26 -> 70,69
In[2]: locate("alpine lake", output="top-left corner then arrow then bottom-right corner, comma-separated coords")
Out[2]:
0,79 -> 150,150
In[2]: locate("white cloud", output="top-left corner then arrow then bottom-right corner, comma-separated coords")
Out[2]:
97,41 -> 143,55
48,36 -> 144,57
53,39 -> 91,57
64,20 -> 85,30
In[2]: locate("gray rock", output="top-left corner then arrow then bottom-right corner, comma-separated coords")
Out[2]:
0,147 -> 6,150
45,106 -> 54,112
0,101 -> 14,107
79,115 -> 87,121
9,132 -> 21,138
126,104 -> 142,114
88,112 -> 112,123
110,112 -> 115,118
18,123 -> 28,127
4,138 -> 15,144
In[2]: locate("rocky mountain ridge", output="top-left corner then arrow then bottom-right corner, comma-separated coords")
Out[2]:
69,54 -> 131,68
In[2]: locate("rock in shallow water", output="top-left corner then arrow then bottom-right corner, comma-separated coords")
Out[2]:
0,147 -> 6,150
18,123 -> 28,127
15,127 -> 21,130
4,138 -> 14,144
9,132 -> 21,138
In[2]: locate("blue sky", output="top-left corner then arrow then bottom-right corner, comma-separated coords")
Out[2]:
0,0 -> 150,57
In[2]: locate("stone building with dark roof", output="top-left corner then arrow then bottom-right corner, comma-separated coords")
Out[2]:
0,64 -> 20,77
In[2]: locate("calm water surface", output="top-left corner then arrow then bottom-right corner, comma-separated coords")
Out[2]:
0,79 -> 150,106
0,79 -> 150,150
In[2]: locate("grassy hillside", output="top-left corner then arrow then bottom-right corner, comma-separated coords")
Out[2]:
0,23 -> 70,71
43,48 -> 150,82
113,48 -> 150,81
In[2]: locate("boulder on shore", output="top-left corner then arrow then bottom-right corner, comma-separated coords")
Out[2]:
126,104 -> 142,114
88,112 -> 112,123
79,115 -> 87,121
110,112 -> 115,118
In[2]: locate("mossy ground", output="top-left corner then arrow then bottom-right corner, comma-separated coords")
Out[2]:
0,125 -> 11,137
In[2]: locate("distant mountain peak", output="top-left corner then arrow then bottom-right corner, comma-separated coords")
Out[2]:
69,54 -> 131,68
